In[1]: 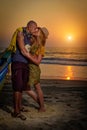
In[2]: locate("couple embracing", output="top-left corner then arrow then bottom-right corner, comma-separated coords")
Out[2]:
8,20 -> 49,120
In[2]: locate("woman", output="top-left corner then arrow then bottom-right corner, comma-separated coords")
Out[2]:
25,27 -> 49,112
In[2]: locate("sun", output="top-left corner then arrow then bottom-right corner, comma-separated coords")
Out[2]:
67,35 -> 72,41
65,34 -> 73,42
66,76 -> 70,80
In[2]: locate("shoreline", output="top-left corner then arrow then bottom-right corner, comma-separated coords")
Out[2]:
6,63 -> 87,82
41,76 -> 87,82
40,64 -> 87,81
6,73 -> 87,82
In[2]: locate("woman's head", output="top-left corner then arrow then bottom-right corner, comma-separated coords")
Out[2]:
36,27 -> 49,46
30,27 -> 49,46
41,27 -> 49,39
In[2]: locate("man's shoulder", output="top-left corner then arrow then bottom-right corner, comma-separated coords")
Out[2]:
16,27 -> 24,37
16,27 -> 23,32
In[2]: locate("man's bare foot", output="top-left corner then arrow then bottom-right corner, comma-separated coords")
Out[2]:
20,107 -> 29,112
38,107 -> 46,112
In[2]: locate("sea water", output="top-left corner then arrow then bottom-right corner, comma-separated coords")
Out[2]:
40,47 -> 87,80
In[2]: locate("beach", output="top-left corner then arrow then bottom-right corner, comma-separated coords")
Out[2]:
0,76 -> 87,130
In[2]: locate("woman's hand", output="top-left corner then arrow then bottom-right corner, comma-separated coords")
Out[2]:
27,53 -> 42,65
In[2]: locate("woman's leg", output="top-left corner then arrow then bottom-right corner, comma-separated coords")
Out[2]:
35,83 -> 45,112
26,90 -> 39,103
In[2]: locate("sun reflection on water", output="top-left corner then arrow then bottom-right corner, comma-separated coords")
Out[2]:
65,66 -> 74,80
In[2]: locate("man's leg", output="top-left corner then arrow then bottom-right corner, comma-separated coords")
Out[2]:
12,90 -> 26,120
13,91 -> 22,114
11,63 -> 26,120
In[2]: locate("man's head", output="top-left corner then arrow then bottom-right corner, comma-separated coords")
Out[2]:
27,20 -> 38,34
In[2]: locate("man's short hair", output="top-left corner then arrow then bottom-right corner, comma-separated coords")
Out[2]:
27,20 -> 37,27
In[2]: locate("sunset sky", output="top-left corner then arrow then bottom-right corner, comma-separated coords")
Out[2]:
0,0 -> 87,48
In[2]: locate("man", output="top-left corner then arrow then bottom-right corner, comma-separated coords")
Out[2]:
11,20 -> 37,120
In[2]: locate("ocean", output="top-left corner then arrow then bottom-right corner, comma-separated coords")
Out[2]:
40,47 -> 87,81
0,47 -> 87,81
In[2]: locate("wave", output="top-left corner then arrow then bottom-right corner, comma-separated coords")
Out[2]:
41,57 -> 87,66
46,51 -> 87,55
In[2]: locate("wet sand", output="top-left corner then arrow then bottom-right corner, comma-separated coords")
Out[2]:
0,76 -> 87,130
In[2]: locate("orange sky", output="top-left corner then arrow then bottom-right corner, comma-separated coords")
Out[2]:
0,0 -> 87,48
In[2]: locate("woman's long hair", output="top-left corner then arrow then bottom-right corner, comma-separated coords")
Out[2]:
37,27 -> 46,46
30,27 -> 46,46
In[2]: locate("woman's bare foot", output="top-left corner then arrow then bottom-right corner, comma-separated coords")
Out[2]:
38,107 -> 46,112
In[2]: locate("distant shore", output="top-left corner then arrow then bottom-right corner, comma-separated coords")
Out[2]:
0,76 -> 87,130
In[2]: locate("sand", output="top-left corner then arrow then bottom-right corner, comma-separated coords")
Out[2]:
0,76 -> 87,130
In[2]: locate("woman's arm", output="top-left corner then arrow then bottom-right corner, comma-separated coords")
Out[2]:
26,53 -> 43,65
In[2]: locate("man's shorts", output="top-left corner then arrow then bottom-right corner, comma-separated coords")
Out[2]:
11,62 -> 29,92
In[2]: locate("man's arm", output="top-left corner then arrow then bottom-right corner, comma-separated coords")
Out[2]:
16,31 -> 42,65
16,31 -> 28,55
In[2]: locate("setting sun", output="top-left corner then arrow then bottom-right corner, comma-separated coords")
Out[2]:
66,76 -> 70,80
67,36 -> 72,41
65,34 -> 74,43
